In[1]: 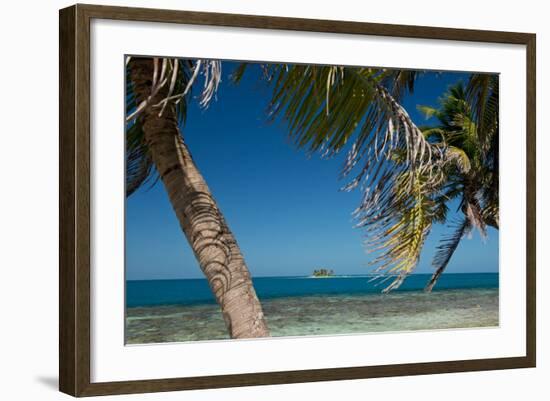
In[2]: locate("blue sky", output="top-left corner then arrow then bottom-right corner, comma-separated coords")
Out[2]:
126,62 -> 498,280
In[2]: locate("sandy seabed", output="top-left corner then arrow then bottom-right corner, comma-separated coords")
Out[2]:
126,287 -> 498,344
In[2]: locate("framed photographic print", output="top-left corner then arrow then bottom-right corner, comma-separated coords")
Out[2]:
59,4 -> 536,397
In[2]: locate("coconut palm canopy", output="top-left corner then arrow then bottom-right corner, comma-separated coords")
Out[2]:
125,58 -> 498,299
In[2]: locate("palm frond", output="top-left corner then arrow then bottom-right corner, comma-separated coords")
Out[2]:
466,74 -> 499,153
425,218 -> 471,292
445,146 -> 472,174
463,197 -> 487,238
150,59 -> 221,115
480,120 -> 499,227
198,60 -> 222,107
125,57 -> 196,196
417,105 -> 438,120
125,121 -> 156,196
266,64 -> 445,198
481,203 -> 499,228
365,169 -> 442,292
231,63 -> 249,84
256,64 -> 457,291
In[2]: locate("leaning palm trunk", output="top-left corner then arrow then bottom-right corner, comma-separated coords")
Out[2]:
129,58 -> 269,339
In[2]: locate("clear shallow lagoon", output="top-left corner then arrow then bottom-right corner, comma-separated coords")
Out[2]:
126,273 -> 498,344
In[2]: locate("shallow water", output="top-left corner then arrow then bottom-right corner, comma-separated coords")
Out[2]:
126,273 -> 498,307
126,287 -> 498,344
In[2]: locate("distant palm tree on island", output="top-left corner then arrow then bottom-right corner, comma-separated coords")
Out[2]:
126,57 -> 498,339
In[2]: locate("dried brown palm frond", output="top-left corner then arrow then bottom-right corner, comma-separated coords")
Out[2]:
126,58 -> 221,123
125,57 -> 221,197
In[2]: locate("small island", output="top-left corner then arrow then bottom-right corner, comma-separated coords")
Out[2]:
312,268 -> 335,278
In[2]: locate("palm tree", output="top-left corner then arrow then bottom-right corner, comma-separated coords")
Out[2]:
127,57 -> 498,341
241,65 -> 498,292
363,81 -> 499,292
126,57 -> 269,339
418,80 -> 499,291
128,59 -> 440,339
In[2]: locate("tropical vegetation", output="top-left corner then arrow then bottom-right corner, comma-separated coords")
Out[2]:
312,268 -> 335,277
125,57 -> 498,339
242,65 -> 499,292
416,80 -> 499,292
126,57 -> 269,339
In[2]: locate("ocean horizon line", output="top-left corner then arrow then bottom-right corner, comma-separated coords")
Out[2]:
127,271 -> 499,282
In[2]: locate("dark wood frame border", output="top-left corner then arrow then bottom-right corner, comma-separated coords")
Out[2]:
59,3 -> 536,397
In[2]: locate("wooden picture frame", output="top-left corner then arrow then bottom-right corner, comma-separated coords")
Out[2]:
59,3 -> 536,397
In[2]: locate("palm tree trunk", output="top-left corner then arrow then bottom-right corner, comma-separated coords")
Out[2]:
129,58 -> 269,339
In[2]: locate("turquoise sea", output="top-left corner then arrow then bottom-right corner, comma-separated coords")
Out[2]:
125,273 -> 499,344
